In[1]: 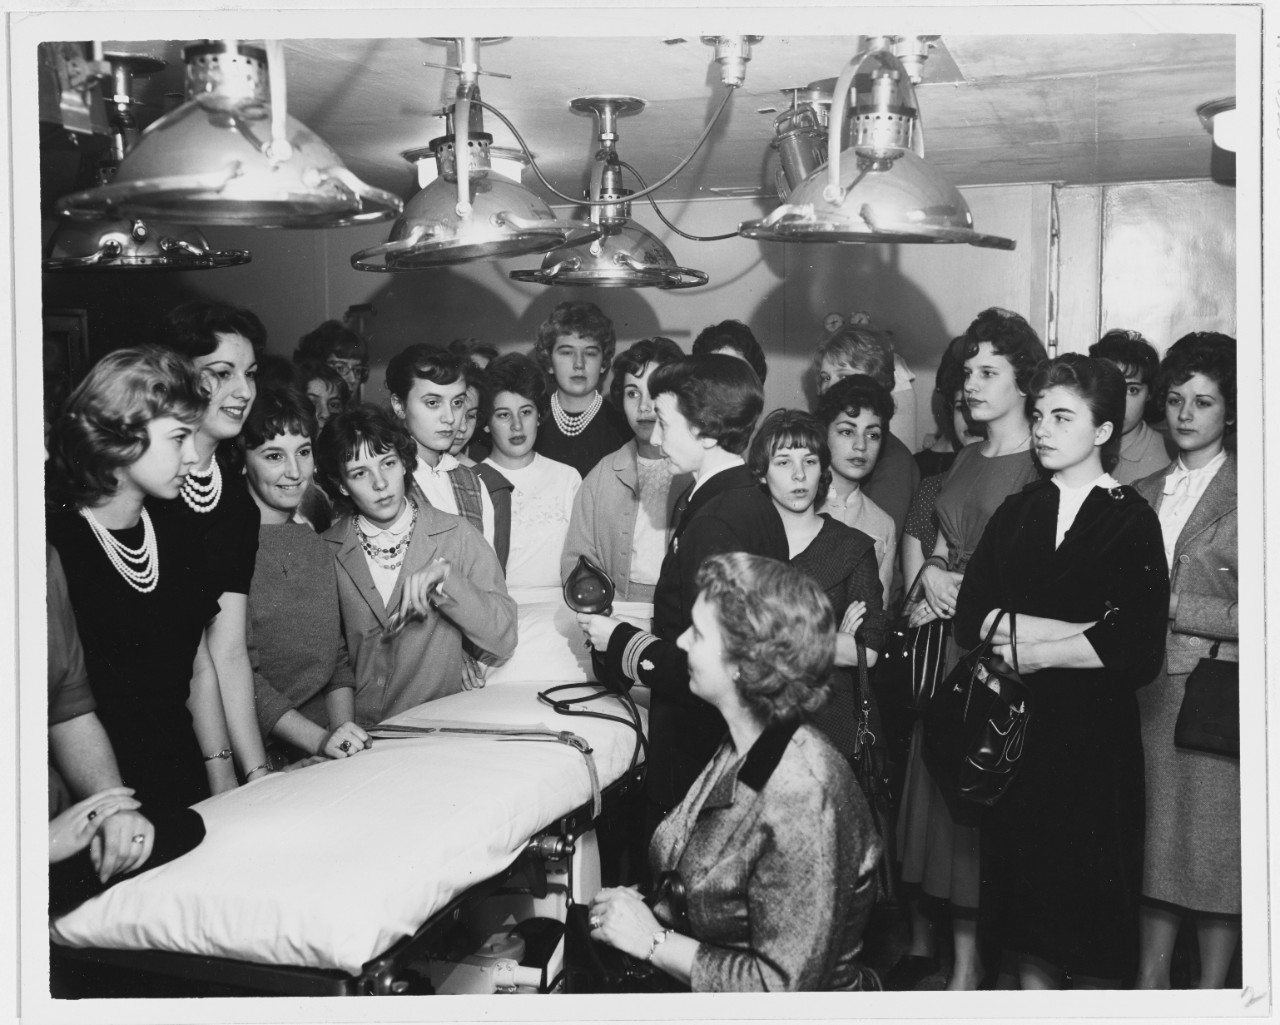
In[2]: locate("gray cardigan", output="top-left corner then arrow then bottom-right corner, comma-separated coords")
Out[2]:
1134,453 -> 1238,673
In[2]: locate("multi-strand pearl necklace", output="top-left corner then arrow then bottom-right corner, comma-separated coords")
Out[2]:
550,392 -> 602,438
356,499 -> 417,572
79,506 -> 159,593
181,457 -> 222,514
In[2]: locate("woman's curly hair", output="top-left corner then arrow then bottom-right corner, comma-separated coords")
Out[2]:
1154,331 -> 1236,432
962,307 -> 1047,394
47,346 -> 207,507
695,552 -> 836,726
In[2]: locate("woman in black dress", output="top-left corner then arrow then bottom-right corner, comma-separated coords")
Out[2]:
47,347 -> 228,810
151,301 -> 270,787
953,354 -> 1168,987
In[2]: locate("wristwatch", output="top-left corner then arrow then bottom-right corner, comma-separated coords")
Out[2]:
646,928 -> 672,963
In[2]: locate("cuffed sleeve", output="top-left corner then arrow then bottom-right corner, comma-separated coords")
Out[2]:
435,525 -> 518,661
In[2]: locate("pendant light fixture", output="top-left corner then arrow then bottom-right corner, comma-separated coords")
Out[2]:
509,95 -> 708,289
740,35 -> 1015,250
45,51 -> 250,271
352,37 -> 597,270
57,39 -> 401,229
1196,97 -> 1237,152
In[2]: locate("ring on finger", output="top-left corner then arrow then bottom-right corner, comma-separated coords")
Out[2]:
589,915 -> 602,929
340,740 -> 353,754
87,810 -> 97,822
131,834 -> 146,844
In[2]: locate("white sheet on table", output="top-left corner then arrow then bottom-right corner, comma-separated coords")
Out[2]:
51,686 -> 646,975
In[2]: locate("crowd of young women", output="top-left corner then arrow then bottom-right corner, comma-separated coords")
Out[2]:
44,297 -> 1239,993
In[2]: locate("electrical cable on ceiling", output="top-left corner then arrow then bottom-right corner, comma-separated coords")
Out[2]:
620,161 -> 740,242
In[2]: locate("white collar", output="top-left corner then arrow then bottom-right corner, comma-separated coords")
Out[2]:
356,497 -> 414,539
1052,471 -> 1119,496
1164,449 -> 1227,493
418,452 -> 459,476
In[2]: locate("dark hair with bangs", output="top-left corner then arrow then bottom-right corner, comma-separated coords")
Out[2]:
748,409 -> 833,508
157,301 -> 267,359
48,346 -> 207,506
931,336 -> 978,449
695,552 -> 835,726
294,320 -> 367,363
1089,329 -> 1160,387
815,373 -> 895,430
608,336 -> 684,409
481,352 -> 547,423
692,320 -> 768,383
1154,331 -> 1237,432
239,384 -> 318,450
962,307 -> 1047,393
1027,354 -> 1126,473
534,301 -> 616,373
648,354 -> 763,456
314,404 -> 418,505
385,343 -> 467,403
297,358 -> 351,405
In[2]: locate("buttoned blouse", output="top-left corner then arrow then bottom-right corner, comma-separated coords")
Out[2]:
1157,450 -> 1227,569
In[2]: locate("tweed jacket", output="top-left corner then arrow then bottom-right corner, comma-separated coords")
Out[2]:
560,440 -> 692,603
1134,453 -> 1238,674
323,496 -> 517,725
650,721 -> 881,991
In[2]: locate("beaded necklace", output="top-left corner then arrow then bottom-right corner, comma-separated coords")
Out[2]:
356,498 -> 417,572
550,392 -> 602,438
79,506 -> 159,593
180,457 -> 222,514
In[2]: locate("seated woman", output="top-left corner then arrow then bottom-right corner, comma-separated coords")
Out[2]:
240,385 -> 368,764
748,409 -> 886,760
46,346 -> 232,808
316,405 -> 516,725
561,336 -> 689,603
815,374 -> 898,612
588,552 -> 881,991
481,353 -> 582,594
954,354 -> 1168,988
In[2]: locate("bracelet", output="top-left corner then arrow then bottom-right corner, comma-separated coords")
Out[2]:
203,747 -> 233,762
645,928 -> 672,963
922,555 -> 949,571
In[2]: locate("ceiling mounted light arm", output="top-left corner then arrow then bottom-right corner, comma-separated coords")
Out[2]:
263,40 -> 293,164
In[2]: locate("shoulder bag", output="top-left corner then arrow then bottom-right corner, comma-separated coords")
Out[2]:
881,558 -> 950,715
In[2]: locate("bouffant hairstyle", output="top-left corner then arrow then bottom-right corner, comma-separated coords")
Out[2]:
608,336 -> 685,409
1153,331 -> 1236,433
255,354 -> 303,393
692,320 -> 768,383
294,319 -> 367,363
297,358 -> 351,406
534,301 -> 616,374
1089,329 -> 1160,386
157,301 -> 267,359
647,354 -> 763,457
481,352 -> 548,423
815,373 -> 896,430
384,343 -> 466,404
447,337 -> 499,366
962,307 -> 1047,394
1027,354 -> 1126,473
695,552 -> 835,726
48,346 -> 207,506
813,323 -> 895,392
240,384 -> 318,450
932,336 -> 973,449
314,404 -> 418,505
747,409 -> 833,509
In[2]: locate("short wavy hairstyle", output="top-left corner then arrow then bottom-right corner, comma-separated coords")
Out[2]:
481,352 -> 548,423
815,373 -> 895,429
608,336 -> 684,409
962,307 -> 1047,394
748,408 -> 833,509
48,346 -> 207,506
240,383 -> 318,450
297,358 -> 351,407
1089,329 -> 1160,387
533,301 -> 616,374
314,403 -> 418,507
647,354 -> 763,456
813,323 -> 895,392
1154,331 -> 1237,432
692,320 -> 768,383
695,552 -> 835,726
294,319 -> 366,363
932,336 -> 981,449
1027,354 -> 1126,473
384,343 -> 466,404
157,301 -> 267,359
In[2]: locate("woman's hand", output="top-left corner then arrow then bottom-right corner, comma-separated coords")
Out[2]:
461,654 -> 489,691
577,612 -> 622,652
907,600 -> 942,629
589,886 -> 663,960
839,600 -> 867,638
89,809 -> 155,882
398,558 -> 451,619
49,787 -> 138,865
920,565 -> 963,619
319,720 -> 371,759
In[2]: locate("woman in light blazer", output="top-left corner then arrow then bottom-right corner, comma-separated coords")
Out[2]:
1133,332 -> 1239,989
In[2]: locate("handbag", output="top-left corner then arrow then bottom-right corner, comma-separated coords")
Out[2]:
881,561 -> 950,715
850,642 -> 900,908
1174,640 -> 1239,757
922,609 -> 1031,807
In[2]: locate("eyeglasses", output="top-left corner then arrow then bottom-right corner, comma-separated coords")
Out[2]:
327,357 -> 369,383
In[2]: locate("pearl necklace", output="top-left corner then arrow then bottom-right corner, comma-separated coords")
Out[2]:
181,457 -> 222,514
79,506 -> 159,593
356,499 -> 417,572
550,392 -> 602,438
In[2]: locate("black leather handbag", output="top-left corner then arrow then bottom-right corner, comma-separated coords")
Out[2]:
922,610 -> 1031,807
850,642 -> 900,907
881,562 -> 950,715
1174,640 -> 1239,757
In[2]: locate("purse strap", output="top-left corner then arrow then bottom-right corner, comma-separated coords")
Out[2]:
853,640 -> 874,752
981,608 -> 1021,676
905,555 -> 947,605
